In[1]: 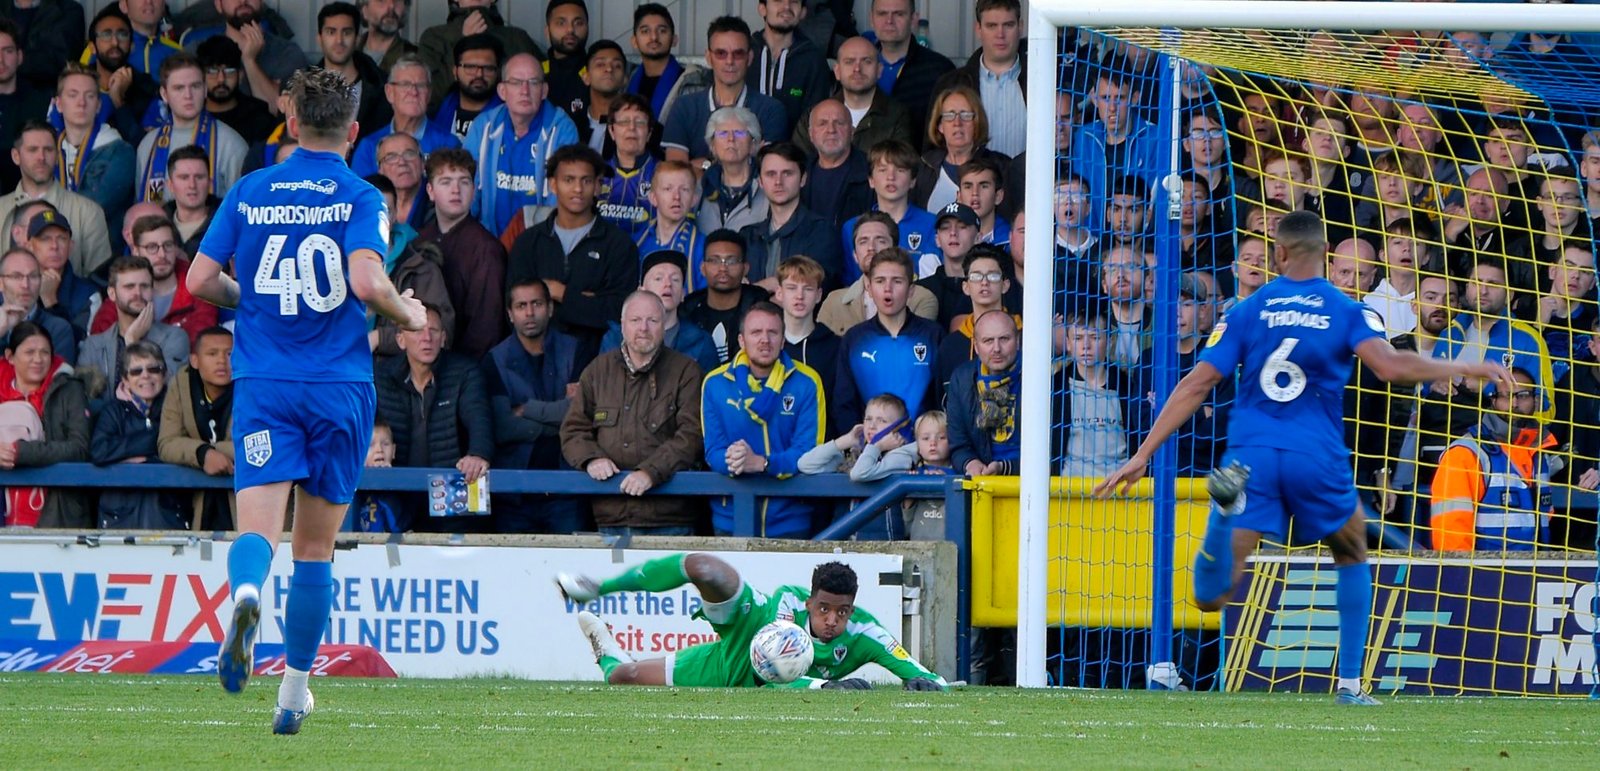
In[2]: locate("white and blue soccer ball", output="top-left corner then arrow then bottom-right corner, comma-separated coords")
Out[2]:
750,620 -> 815,684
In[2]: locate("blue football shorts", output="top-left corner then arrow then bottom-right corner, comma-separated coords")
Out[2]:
232,378 -> 376,504
1223,446 -> 1359,544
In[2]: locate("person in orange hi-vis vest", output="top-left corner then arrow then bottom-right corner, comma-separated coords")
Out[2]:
1429,368 -> 1557,551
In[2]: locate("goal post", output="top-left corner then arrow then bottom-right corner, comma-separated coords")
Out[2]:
1018,3 -> 1600,690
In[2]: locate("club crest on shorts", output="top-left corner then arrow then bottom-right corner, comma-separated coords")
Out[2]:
907,233 -> 922,251
243,430 -> 272,467
913,342 -> 928,363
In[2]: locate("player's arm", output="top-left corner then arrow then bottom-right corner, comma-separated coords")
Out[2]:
350,248 -> 426,331
857,623 -> 948,690
187,252 -> 241,309
1355,337 -> 1511,388
1094,362 -> 1224,498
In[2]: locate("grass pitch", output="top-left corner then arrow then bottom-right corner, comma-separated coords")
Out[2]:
0,675 -> 1594,768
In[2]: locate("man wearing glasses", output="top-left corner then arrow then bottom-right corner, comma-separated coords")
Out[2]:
427,34 -> 502,143
89,214 -> 216,344
662,16 -> 786,171
85,6 -> 161,147
350,55 -> 461,178
465,52 -> 576,237
196,36 -> 272,146
1430,367 -> 1556,552
0,247 -> 77,362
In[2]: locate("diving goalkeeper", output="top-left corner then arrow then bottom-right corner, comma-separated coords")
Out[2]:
558,553 -> 947,690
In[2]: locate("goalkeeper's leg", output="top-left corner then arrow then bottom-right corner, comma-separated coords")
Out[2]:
558,553 -> 742,605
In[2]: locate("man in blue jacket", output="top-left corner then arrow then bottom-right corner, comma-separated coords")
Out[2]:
702,301 -> 826,537
1071,69 -> 1160,233
464,51 -> 577,236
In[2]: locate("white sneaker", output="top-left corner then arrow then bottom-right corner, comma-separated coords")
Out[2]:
556,572 -> 600,603
577,611 -> 631,664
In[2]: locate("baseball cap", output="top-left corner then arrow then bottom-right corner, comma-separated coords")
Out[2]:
1178,272 -> 1204,301
26,210 -> 72,240
641,250 -> 688,279
935,202 -> 979,229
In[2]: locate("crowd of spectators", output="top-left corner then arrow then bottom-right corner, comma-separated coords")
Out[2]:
0,1 -> 1593,552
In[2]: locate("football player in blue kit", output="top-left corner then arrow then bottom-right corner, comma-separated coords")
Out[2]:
187,68 -> 427,734
1095,211 -> 1510,705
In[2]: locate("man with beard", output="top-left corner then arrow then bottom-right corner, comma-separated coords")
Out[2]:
89,214 -> 216,342
160,145 -> 218,258
350,56 -> 460,178
793,37 -> 911,159
543,0 -> 590,124
574,41 -> 626,156
136,53 -> 246,204
418,0 -> 537,104
195,36 -> 272,145
358,0 -> 417,72
85,6 -> 161,147
626,4 -> 698,126
0,20 -> 53,192
1430,367 -> 1556,551
748,0 -> 833,135
427,34 -> 502,143
0,122 -> 114,280
179,0 -> 309,110
54,63 -> 136,252
78,254 -> 190,383
315,3 -> 390,142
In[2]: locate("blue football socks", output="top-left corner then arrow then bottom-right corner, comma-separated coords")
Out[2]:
1193,503 -> 1237,606
284,560 -> 335,671
226,532 -> 274,600
1335,562 -> 1373,681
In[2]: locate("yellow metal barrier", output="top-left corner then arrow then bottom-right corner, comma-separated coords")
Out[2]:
968,476 -> 1219,630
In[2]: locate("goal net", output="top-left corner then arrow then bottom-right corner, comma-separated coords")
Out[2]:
1012,3 -> 1600,695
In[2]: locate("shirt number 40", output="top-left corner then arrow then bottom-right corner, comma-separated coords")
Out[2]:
253,233 -> 349,315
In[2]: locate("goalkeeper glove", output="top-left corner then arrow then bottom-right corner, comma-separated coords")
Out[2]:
902,677 -> 943,692
821,678 -> 873,691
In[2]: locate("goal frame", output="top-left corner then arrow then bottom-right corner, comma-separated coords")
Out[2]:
1017,0 -> 1600,688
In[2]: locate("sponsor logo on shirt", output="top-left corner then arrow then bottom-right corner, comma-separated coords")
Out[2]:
268,178 -> 339,195
495,172 -> 542,192
1264,293 -> 1326,308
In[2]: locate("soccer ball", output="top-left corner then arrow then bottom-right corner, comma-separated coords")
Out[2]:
749,620 -> 815,684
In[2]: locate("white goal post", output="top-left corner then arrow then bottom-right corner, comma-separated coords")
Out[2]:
1017,0 -> 1600,689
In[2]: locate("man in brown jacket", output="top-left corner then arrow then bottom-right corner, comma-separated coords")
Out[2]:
157,326 -> 236,530
561,290 -> 704,535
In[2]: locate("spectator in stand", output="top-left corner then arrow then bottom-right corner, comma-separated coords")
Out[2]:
24,210 -> 98,334
543,0 -> 591,125
775,255 -> 839,399
1328,238 -> 1379,301
599,250 -> 718,372
748,0 -> 832,135
428,34 -> 503,143
598,94 -> 660,242
161,145 -> 218,259
53,63 -> 135,254
0,321 -> 93,528
136,53 -> 246,204
1177,173 -> 1232,289
79,254 -> 188,383
84,7 -> 158,149
1222,231 -> 1269,313
417,147 -> 506,360
365,174 -> 417,275
1445,168 -> 1532,286
960,156 -> 1009,249
1299,112 -> 1364,241
1427,255 -> 1553,442
935,0 -> 1026,155
349,418 -> 404,532
696,106 -> 767,235
1100,244 -> 1154,369
196,36 -> 274,146
89,215 -> 216,344
1479,117 -> 1540,229
914,84 -> 1007,215
418,0 -> 537,105
627,4 -> 699,123
374,304 -> 493,532
917,201 -> 980,319
0,19 -> 54,193
358,0 -> 418,71
176,0 -> 307,109
799,99 -> 873,232
560,290 -> 705,537
661,16 -> 786,168
1532,173 -> 1593,266
937,245 -> 1015,386
92,341 -> 184,529
90,0 -> 177,79
315,3 -> 391,143
832,247 -> 941,434
1183,112 -> 1231,225
573,41 -> 628,157
0,247 -> 75,362
1393,101 -> 1462,207
1555,316 -> 1600,550
1580,130 -> 1600,224
1430,367 -> 1555,552
1363,217 -> 1431,339
682,229 -> 770,365
483,278 -> 585,534
1173,274 -> 1224,474
117,200 -> 164,257
369,216 -> 452,361
1073,69 -> 1159,229
948,309 -> 1024,477
796,390 -> 911,539
636,160 -> 704,288
741,142 -> 843,291
1057,304 -> 1146,478
157,324 -> 235,530
1055,174 -> 1098,300
869,0 -> 953,148
841,139 -> 939,283
0,0 -> 84,92
1104,175 -> 1151,253
465,51 -> 577,238
351,56 -> 462,178
1360,151 -> 1433,233
702,300 -> 826,538
376,132 -> 430,228
1537,241 -> 1597,372
792,36 -> 913,160
506,144 -> 638,359
0,122 -> 113,279
820,211 -> 937,336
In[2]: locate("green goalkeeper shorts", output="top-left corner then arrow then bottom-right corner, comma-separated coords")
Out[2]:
666,583 -> 769,688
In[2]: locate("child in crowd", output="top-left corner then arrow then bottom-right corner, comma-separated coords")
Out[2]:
798,393 -> 911,540
849,410 -> 955,541
350,417 -> 403,533
637,160 -> 705,289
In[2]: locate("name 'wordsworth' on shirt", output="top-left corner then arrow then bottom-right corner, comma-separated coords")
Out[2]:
237,202 -> 355,225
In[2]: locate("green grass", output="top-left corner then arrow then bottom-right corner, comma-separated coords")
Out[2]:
0,675 -> 1594,768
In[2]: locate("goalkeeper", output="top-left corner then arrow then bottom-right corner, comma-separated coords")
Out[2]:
558,554 -> 947,691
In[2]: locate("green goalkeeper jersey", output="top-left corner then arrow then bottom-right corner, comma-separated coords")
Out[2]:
736,584 -> 946,689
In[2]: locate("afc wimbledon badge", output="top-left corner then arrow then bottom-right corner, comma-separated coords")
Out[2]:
243,430 -> 272,468
781,394 -> 796,413
913,342 -> 928,363
907,233 -> 922,251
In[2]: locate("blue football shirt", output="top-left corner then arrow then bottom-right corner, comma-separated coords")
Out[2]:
198,149 -> 387,384
1199,277 -> 1384,453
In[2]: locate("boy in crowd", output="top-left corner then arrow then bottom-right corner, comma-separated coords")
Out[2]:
775,255 -> 840,400
636,160 -> 705,289
840,140 -> 938,284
